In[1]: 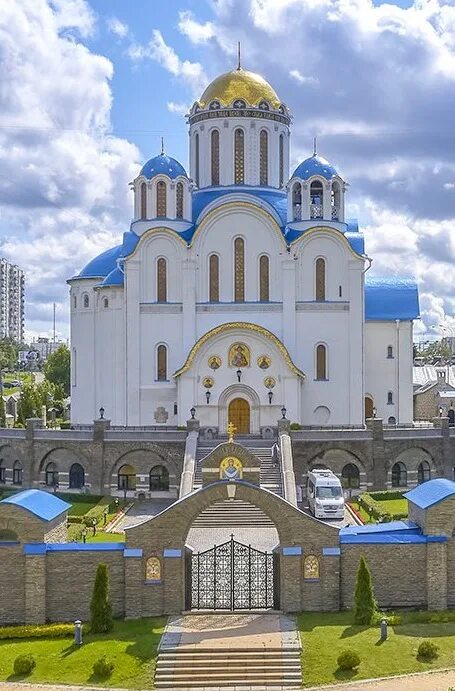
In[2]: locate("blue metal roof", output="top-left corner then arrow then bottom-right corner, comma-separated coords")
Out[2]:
365,276 -> 419,321
339,519 -> 446,544
99,267 -> 124,287
1,489 -> 70,522
291,154 -> 338,181
140,154 -> 187,180
75,244 -> 123,279
404,478 -> 455,509
191,187 -> 288,227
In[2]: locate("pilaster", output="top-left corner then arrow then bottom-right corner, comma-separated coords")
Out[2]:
426,541 -> 447,610
25,553 -> 46,624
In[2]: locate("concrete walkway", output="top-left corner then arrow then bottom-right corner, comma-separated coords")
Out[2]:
305,668 -> 455,690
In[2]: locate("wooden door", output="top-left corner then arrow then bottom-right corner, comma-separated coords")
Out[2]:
228,398 -> 250,434
364,397 -> 374,421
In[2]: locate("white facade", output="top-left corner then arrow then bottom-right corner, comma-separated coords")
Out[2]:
68,67 -> 418,428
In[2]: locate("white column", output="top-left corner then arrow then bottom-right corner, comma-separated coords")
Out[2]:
168,182 -> 176,219
301,182 -> 310,220
348,260 -> 364,424
182,256 -> 197,355
125,260 -> 141,425
282,256 -> 296,359
323,181 -> 332,220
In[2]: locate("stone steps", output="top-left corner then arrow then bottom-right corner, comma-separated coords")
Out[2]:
191,499 -> 276,527
155,648 -> 302,688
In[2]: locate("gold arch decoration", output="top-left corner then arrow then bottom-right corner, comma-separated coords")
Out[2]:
229,342 -> 250,368
219,456 -> 243,480
303,555 -> 320,580
145,556 -> 161,582
257,355 -> 271,370
208,355 -> 221,370
174,322 -> 305,379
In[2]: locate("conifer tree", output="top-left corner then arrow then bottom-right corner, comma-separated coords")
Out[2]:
90,563 -> 113,633
353,555 -> 377,625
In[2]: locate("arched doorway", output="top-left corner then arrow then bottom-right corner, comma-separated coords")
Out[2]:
228,398 -> 250,434
364,396 -> 374,420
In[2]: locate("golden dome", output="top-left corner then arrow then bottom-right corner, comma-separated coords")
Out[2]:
197,68 -> 281,109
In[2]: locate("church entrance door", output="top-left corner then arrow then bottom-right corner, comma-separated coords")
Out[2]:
364,396 -> 374,421
228,398 -> 250,434
188,536 -> 278,610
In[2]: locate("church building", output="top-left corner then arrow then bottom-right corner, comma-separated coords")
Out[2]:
68,63 -> 419,429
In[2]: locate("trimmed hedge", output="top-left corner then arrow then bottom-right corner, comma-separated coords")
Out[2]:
13,654 -> 36,676
368,490 -> 406,501
0,623 -> 75,640
357,491 -> 407,522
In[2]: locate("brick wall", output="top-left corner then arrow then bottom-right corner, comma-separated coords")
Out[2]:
0,546 -> 25,624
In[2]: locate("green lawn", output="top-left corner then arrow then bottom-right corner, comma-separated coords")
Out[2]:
86,531 -> 125,543
374,497 -> 408,516
299,612 -> 455,686
67,501 -> 98,517
0,618 -> 165,689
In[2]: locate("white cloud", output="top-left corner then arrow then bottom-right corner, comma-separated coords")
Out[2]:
0,0 -> 141,340
167,101 -> 190,115
289,69 -> 319,85
106,16 -> 129,39
178,10 -> 214,44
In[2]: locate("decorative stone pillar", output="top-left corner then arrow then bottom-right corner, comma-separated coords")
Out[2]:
124,550 -> 144,619
366,418 -> 387,489
93,418 -> 111,442
163,549 -> 184,614
426,541 -> 448,610
25,549 -> 47,624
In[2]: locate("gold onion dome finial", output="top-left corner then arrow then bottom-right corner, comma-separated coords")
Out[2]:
196,46 -> 282,110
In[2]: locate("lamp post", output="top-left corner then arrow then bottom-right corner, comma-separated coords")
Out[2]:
74,619 -> 83,646
373,407 -> 377,419
103,506 -> 109,525
82,527 -> 87,544
205,389 -> 211,404
99,406 -> 105,420
268,390 -> 273,405
190,407 -> 196,419
281,406 -> 287,419
114,497 -> 119,511
439,406 -> 443,417
236,369 -> 242,382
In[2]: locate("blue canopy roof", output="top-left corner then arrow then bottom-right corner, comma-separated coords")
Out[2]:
291,154 -> 338,181
340,519 -> 446,544
192,187 -> 288,227
140,153 -> 187,180
404,478 -> 455,509
1,489 -> 70,522
75,244 -> 123,279
365,276 -> 419,321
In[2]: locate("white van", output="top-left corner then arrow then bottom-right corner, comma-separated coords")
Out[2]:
307,469 -> 345,520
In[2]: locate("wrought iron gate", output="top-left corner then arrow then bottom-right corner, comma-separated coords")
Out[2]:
189,536 -> 277,610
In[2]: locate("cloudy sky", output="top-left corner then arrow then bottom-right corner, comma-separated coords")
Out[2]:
0,0 -> 454,342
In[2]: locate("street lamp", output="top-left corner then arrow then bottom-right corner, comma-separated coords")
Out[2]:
236,369 -> 242,382
281,406 -> 287,419
190,406 -> 196,419
268,390 -> 273,404
373,407 -> 377,418
205,389 -> 211,404
439,406 -> 443,417
103,506 -> 109,525
99,406 -> 105,419
82,527 -> 87,543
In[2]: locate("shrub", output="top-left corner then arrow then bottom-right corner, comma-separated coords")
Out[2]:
92,656 -> 114,678
353,556 -> 377,625
337,650 -> 360,671
13,654 -> 36,676
90,563 -> 113,633
417,640 -> 439,660
290,422 -> 302,430
0,623 -> 74,640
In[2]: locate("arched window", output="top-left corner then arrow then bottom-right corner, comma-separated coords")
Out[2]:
259,255 -> 269,302
303,555 -> 320,580
331,181 -> 340,220
234,129 -> 245,184
194,132 -> 200,187
418,461 -> 431,484
69,462 -> 85,489
149,465 -> 169,491
259,129 -> 268,186
0,459 -> 5,484
73,295 -> 77,309
310,180 -> 324,219
103,297 -> 109,309
279,134 -> 284,187
211,129 -> 220,186
387,391 -> 394,405
145,556 -> 161,582
387,345 -> 393,358
13,460 -> 22,486
157,344 -> 167,381
140,181 -> 147,219
391,462 -> 407,487
118,463 -> 136,491
83,294 -> 89,308
341,463 -> 360,489
292,182 -> 302,220
176,182 -> 184,219
45,462 -> 58,488
316,344 -> 327,380
156,181 -> 167,217
315,258 -> 326,301
234,237 -> 245,302
157,258 -> 167,302
209,254 -> 219,302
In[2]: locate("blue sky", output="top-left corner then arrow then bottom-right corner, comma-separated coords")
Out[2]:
0,0 -> 454,341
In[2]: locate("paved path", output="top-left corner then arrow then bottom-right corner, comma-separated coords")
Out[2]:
305,668 -> 455,690
160,612 -> 300,651
112,498 -> 174,531
187,526 -> 279,551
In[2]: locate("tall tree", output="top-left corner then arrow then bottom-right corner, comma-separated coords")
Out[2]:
90,563 -> 113,633
43,345 -> 70,396
353,556 -> 377,625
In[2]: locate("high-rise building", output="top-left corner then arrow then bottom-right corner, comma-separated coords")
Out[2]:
0,258 -> 25,343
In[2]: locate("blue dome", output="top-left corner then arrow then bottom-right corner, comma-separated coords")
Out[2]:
291,154 -> 338,181
140,153 -> 187,180
77,245 -> 123,279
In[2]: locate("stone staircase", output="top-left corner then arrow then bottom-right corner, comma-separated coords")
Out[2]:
155,647 -> 302,687
191,498 -> 275,528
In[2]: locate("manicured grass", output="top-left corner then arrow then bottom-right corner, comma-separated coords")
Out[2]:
0,617 -> 165,689
86,531 -> 125,543
67,501 -> 98,517
348,500 -> 372,523
374,497 -> 408,516
299,611 -> 455,686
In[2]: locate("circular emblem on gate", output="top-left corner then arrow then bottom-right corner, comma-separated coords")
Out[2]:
219,456 -> 243,480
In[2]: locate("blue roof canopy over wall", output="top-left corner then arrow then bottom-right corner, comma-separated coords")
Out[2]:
405,478 -> 455,509
365,276 -> 419,321
0,489 -> 70,522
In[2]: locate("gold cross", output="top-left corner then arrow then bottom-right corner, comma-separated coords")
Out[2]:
227,421 -> 236,443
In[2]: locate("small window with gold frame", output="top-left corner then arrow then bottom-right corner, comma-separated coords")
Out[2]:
145,556 -> 161,582
303,554 -> 320,580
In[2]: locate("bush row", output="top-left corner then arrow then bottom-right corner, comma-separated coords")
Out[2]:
0,623 -> 75,640
66,496 -> 116,527
374,609 -> 455,626
357,492 -> 407,522
368,490 -> 407,501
